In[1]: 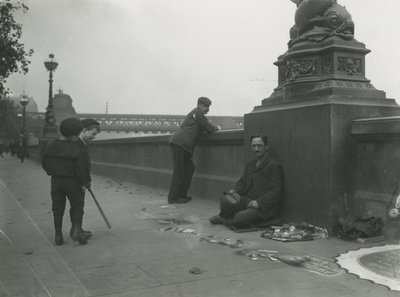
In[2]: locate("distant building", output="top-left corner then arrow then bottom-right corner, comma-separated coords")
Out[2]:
10,94 -> 38,113
53,89 -> 77,124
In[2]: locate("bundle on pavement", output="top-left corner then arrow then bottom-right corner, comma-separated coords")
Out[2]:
337,216 -> 383,241
261,223 -> 328,242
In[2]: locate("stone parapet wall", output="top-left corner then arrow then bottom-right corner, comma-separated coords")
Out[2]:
88,129 -> 245,199
351,116 -> 400,220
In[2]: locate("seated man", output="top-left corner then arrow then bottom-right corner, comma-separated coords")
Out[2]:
209,134 -> 283,228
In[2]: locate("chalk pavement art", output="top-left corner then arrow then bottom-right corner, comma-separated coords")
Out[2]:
336,244 -> 400,291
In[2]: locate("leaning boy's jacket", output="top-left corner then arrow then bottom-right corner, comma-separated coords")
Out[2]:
170,107 -> 218,154
42,139 -> 88,187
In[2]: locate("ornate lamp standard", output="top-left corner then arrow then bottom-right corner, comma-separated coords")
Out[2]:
17,113 -> 22,134
43,53 -> 59,137
20,94 -> 28,135
19,95 -> 28,162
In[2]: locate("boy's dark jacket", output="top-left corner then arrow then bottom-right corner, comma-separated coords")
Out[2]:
41,139 -> 89,187
77,138 -> 91,185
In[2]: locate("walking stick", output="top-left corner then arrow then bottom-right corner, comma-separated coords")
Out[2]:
88,188 -> 112,229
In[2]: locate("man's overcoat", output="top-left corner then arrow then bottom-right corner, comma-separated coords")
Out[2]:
234,155 -> 283,220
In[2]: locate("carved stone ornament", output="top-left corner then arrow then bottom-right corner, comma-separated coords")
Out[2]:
279,65 -> 288,84
322,57 -> 333,74
337,57 -> 362,75
288,0 -> 354,47
286,60 -> 317,82
314,81 -> 375,90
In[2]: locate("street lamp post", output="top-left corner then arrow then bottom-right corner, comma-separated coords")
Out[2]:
20,95 -> 28,135
43,53 -> 59,138
17,113 -> 22,134
19,95 -> 28,163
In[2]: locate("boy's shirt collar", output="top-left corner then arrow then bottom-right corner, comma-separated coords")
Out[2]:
79,136 -> 87,146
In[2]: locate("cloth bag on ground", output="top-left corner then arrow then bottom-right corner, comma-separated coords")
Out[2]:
337,216 -> 383,241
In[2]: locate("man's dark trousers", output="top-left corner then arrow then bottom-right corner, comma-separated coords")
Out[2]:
219,195 -> 263,227
168,144 -> 194,202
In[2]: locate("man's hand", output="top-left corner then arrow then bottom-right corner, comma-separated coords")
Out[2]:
247,200 -> 259,209
224,190 -> 240,204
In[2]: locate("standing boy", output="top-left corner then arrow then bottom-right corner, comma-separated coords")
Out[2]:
42,118 -> 89,245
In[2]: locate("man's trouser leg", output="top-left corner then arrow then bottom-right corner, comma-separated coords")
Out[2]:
51,177 -> 67,245
225,208 -> 263,227
168,144 -> 186,202
219,195 -> 262,227
219,195 -> 247,219
180,153 -> 194,198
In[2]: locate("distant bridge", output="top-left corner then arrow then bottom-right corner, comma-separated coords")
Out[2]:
26,112 -> 243,138
79,113 -> 243,133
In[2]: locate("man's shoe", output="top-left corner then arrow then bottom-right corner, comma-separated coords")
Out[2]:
168,198 -> 189,204
55,233 -> 64,246
209,215 -> 225,225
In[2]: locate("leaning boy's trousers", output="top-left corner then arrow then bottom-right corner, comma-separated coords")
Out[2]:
168,144 -> 194,201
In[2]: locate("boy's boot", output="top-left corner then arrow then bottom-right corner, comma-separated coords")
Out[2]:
69,209 -> 91,240
70,211 -> 88,245
54,215 -> 64,246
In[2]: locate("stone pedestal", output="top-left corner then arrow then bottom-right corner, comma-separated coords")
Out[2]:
245,36 -> 400,233
351,116 -> 400,222
266,37 -> 385,104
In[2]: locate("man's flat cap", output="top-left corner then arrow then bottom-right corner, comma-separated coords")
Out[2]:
59,118 -> 84,137
197,97 -> 212,106
80,118 -> 100,128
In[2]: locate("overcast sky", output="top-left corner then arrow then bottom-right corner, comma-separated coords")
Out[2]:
6,0 -> 400,116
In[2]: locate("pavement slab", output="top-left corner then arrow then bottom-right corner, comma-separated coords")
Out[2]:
0,277 -> 51,297
75,263 -> 161,296
102,268 -> 357,297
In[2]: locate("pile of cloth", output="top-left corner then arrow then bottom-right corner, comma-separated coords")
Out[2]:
261,222 -> 328,242
337,216 -> 383,241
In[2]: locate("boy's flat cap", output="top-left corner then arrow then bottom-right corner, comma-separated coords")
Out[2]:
197,97 -> 212,106
59,118 -> 84,137
80,118 -> 100,128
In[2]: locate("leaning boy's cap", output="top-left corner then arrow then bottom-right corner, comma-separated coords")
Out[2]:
59,118 -> 84,137
80,118 -> 100,128
197,97 -> 212,106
